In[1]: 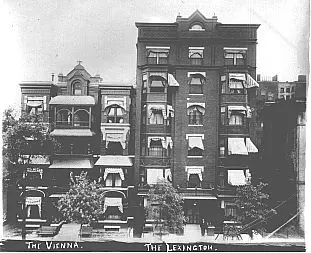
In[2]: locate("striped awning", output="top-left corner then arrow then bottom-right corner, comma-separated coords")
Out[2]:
49,158 -> 93,169
50,129 -> 95,137
245,138 -> 258,153
228,138 -> 248,155
228,170 -> 247,186
103,168 -> 125,181
103,197 -> 123,213
168,74 -> 180,87
245,74 -> 259,88
95,156 -> 133,167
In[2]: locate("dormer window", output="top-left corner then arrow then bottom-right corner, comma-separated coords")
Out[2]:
189,24 -> 205,31
72,81 -> 82,95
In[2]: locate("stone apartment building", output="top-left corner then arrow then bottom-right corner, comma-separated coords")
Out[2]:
16,10 -> 263,234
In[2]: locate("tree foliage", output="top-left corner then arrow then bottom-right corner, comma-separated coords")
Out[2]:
56,172 -> 105,224
2,109 -> 59,185
147,180 -> 185,234
235,182 -> 276,234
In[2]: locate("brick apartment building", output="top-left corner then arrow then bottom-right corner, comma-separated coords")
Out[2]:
15,10 -> 262,234
134,10 -> 260,230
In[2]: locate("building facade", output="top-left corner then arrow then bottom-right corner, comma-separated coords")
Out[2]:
16,10 -> 264,235
18,64 -> 136,232
134,10 -> 260,231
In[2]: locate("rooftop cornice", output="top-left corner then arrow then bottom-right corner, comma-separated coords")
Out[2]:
135,22 -> 177,28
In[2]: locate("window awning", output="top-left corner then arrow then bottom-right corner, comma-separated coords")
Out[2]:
49,96 -> 95,105
167,105 -> 174,117
245,74 -> 259,88
245,138 -> 258,153
188,136 -> 204,150
95,156 -> 133,167
228,106 -> 247,117
27,101 -> 42,107
103,197 -> 123,213
149,72 -> 167,80
50,129 -> 95,137
228,138 -> 248,155
49,158 -> 93,169
224,48 -> 248,54
148,137 -> 166,148
165,168 -> 172,181
19,155 -> 50,165
166,136 -> 173,149
26,197 -> 42,217
187,167 -> 203,181
147,169 -> 164,185
228,170 -> 247,186
148,104 -> 166,119
229,73 -> 246,81
107,106 -> 124,116
105,133 -> 126,149
168,74 -> 180,87
103,168 -> 125,181
187,104 -> 205,115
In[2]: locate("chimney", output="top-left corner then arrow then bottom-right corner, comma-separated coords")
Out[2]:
58,73 -> 64,82
51,73 -> 54,82
176,12 -> 182,21
272,75 -> 278,81
257,74 -> 261,82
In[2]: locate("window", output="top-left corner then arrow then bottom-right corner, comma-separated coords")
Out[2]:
107,141 -> 123,155
149,139 -> 164,156
72,81 -> 82,95
267,92 -> 274,101
220,107 -> 226,125
286,87 -> 290,93
291,87 -> 295,92
149,75 -> 166,92
229,80 -> 244,94
286,95 -> 291,100
147,51 -> 168,64
142,74 -> 147,94
219,138 -> 225,157
25,97 -> 45,114
187,105 -> 204,125
186,167 -> 203,188
229,114 -> 243,126
189,47 -> 204,65
56,109 -> 72,127
106,105 -> 124,123
225,205 -> 237,220
105,174 -> 122,187
280,88 -> 284,93
188,174 -> 201,188
224,48 -> 247,65
149,109 -> 164,124
73,109 -> 89,127
188,136 -> 204,156
189,74 -> 205,94
189,24 -> 205,31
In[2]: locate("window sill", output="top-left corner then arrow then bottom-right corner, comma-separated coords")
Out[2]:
188,124 -> 204,127
188,94 -> 204,96
187,156 -> 203,158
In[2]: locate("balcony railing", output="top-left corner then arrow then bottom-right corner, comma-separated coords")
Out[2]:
55,121 -> 90,128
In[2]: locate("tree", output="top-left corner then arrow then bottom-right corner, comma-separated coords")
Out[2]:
2,109 -> 59,185
235,182 -> 277,235
56,172 -> 105,224
147,180 -> 185,236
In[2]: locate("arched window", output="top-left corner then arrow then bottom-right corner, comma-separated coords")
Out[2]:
189,24 -> 205,31
56,109 -> 72,126
72,81 -> 82,95
74,109 -> 89,127
187,105 -> 205,125
189,47 -> 204,65
105,105 -> 124,123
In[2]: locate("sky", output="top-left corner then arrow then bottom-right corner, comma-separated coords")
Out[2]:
1,0 -> 309,110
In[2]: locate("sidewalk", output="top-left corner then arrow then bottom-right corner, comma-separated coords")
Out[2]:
52,224 -> 81,241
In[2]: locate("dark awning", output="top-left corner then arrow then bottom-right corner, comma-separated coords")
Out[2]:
49,158 -> 93,169
50,129 -> 95,137
49,96 -> 95,105
95,156 -> 133,167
